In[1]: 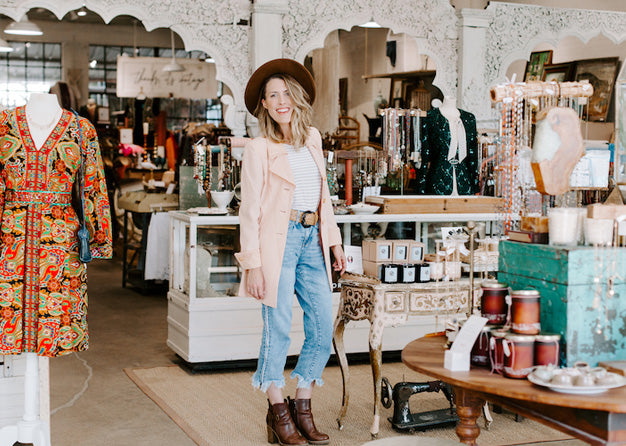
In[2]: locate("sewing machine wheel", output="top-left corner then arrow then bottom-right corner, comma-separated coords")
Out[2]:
381,376 -> 393,409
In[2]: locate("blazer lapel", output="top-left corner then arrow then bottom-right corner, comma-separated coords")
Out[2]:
268,139 -> 295,185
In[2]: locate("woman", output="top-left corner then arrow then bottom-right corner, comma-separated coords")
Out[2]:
235,58 -> 346,445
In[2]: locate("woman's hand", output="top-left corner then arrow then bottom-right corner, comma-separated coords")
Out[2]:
246,267 -> 265,300
331,244 -> 347,275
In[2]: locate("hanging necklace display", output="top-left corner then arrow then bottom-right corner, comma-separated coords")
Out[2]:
219,139 -> 232,191
381,108 -> 425,193
326,150 -> 339,195
489,80 -> 594,232
193,137 -> 213,198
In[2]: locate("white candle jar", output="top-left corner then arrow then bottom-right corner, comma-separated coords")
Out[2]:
548,208 -> 580,246
583,217 -> 614,246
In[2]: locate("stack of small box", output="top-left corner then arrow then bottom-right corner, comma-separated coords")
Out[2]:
362,240 -> 430,284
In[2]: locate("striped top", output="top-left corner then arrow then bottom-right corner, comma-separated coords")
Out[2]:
286,144 -> 321,212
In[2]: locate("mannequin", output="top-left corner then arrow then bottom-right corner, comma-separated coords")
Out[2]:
25,93 -> 63,150
0,93 -> 112,446
416,95 -> 479,196
0,93 -> 62,446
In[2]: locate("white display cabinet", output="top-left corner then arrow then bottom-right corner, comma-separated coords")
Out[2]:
615,63 -> 626,187
167,211 -> 504,364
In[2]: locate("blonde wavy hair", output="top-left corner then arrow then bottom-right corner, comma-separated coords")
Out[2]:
253,74 -> 313,148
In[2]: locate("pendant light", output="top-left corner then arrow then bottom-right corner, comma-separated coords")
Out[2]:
4,18 -> 43,36
163,30 -> 184,73
76,6 -> 88,17
0,38 -> 13,53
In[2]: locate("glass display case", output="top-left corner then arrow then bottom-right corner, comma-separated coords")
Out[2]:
167,211 -> 506,366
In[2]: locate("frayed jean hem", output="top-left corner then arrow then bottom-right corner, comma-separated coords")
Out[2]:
291,372 -> 324,389
252,376 -> 286,393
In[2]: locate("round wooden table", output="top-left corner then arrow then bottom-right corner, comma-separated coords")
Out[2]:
402,336 -> 626,446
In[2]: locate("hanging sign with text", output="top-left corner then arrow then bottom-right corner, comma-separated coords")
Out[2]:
116,55 -> 217,99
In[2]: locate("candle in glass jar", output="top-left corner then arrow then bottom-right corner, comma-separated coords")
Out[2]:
534,334 -> 561,366
511,289 -> 541,335
503,334 -> 535,379
142,122 -> 149,135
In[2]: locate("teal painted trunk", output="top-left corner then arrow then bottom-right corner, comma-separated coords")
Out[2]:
498,241 -> 626,367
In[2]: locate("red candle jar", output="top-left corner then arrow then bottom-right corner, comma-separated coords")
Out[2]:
488,328 -> 508,374
534,334 -> 561,366
481,281 -> 509,325
511,289 -> 541,335
503,334 -> 535,379
471,325 -> 494,367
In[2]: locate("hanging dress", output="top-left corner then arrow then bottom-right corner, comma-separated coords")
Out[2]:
0,106 -> 112,357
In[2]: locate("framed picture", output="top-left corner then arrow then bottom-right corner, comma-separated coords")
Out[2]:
389,78 -> 403,107
97,106 -> 110,123
524,50 -> 553,82
542,63 -> 573,83
573,57 -> 620,122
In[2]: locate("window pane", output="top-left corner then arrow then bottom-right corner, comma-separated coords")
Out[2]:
28,60 -> 44,74
89,45 -> 104,61
44,44 -> 61,61
105,46 -> 121,62
138,47 -> 154,57
26,43 -> 43,60
191,99 -> 206,118
8,43 -> 26,61
44,67 -> 61,82
8,65 -> 26,81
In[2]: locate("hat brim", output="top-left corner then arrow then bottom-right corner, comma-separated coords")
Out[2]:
244,58 -> 316,115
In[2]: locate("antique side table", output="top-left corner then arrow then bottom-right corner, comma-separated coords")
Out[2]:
333,278 -> 479,437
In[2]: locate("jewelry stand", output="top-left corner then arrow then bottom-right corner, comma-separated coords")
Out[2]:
0,353 -> 50,446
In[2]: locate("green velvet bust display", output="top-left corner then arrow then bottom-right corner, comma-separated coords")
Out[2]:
416,107 -> 479,195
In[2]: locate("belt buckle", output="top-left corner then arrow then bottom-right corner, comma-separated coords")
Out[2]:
300,211 -> 314,228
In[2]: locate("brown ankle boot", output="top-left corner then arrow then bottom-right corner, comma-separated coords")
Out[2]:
267,399 -> 308,445
288,397 -> 330,445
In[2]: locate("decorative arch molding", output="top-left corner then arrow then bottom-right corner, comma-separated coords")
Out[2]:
282,0 -> 459,97
486,2 -> 626,87
0,0 -> 251,103
472,2 -> 626,122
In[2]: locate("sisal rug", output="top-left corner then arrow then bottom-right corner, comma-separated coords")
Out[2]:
125,362 -> 574,446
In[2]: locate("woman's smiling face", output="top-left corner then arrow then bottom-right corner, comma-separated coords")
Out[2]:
262,77 -> 293,127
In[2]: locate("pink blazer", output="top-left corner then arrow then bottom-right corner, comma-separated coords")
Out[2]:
235,127 -> 342,308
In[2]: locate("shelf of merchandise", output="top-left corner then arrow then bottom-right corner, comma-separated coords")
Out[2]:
166,211 -> 506,364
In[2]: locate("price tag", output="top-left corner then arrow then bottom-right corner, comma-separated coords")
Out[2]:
328,151 -> 334,163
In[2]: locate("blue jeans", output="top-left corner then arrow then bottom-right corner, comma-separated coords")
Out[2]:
252,220 -> 333,392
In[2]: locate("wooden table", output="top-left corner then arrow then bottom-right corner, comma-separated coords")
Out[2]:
333,279 -> 479,437
402,336 -> 626,446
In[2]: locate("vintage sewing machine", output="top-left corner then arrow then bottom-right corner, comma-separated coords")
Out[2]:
381,377 -> 458,432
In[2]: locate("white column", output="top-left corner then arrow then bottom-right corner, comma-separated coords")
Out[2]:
456,8 -> 493,126
250,0 -> 288,70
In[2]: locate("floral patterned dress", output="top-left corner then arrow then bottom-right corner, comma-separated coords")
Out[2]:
0,106 -> 112,357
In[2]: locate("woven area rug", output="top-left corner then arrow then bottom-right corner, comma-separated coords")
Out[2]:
125,362 -> 574,446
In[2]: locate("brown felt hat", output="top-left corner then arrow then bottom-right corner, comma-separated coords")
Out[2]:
244,58 -> 316,115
